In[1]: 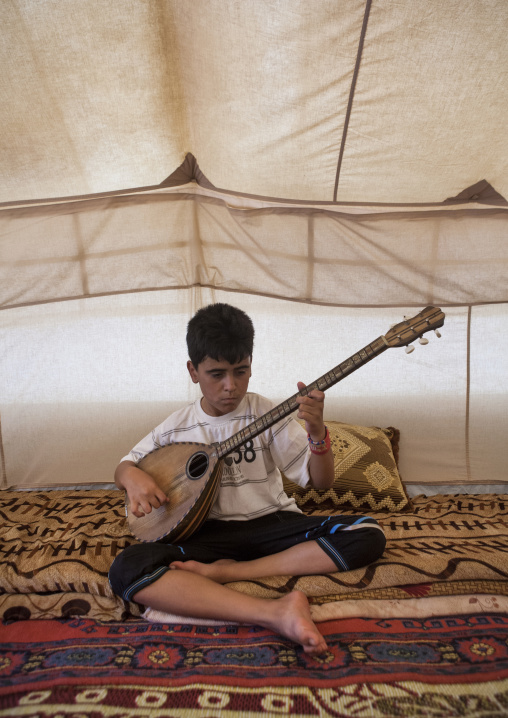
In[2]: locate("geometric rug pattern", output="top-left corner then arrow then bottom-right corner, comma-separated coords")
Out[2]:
1,614 -> 508,717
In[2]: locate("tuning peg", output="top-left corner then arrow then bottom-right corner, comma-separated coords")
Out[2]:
405,344 -> 415,354
419,337 -> 429,345
434,329 -> 442,338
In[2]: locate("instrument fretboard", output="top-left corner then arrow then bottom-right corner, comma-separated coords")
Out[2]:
216,335 -> 388,459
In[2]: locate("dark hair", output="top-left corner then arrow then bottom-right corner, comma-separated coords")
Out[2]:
186,303 -> 255,367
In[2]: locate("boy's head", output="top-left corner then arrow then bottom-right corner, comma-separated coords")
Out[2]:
186,303 -> 254,368
186,303 -> 255,417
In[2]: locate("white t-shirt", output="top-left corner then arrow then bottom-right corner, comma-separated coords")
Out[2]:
122,393 -> 311,521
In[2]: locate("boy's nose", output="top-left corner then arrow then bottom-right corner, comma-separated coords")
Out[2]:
223,374 -> 236,391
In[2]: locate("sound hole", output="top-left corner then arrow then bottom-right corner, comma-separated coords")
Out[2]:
186,452 -> 209,480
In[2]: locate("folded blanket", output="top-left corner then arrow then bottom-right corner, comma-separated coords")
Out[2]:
1,490 -> 507,621
144,593 -> 508,625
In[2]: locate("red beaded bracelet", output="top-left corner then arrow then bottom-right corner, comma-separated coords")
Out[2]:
307,426 -> 331,455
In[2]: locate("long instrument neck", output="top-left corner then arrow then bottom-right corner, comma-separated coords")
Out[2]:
216,334 -> 389,459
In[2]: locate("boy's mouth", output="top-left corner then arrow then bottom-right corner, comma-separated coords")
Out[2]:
221,396 -> 239,406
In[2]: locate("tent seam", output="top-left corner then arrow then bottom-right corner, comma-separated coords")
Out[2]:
2,182 -> 507,211
465,306 -> 472,483
4,192 -> 506,222
0,411 -> 7,489
306,216 -> 315,300
333,0 -> 372,202
73,214 -> 90,297
1,286 -> 505,313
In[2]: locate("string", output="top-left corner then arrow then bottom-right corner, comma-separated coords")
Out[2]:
135,337 -> 385,497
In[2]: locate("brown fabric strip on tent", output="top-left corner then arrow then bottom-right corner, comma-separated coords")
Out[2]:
1,178 -> 506,312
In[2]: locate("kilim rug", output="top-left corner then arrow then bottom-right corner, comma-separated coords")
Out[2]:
1,613 -> 508,717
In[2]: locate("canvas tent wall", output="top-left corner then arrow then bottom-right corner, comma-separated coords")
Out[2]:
0,1 -> 507,493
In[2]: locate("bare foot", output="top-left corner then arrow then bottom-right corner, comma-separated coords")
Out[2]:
167,565 -> 326,654
263,591 -> 328,656
169,558 -> 236,583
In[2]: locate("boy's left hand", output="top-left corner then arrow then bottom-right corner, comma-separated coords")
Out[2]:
296,381 -> 326,441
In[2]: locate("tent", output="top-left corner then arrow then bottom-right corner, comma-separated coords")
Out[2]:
1,0 -> 507,494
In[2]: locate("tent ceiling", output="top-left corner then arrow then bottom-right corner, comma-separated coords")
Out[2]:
0,2 -> 507,491
1,0 -> 507,205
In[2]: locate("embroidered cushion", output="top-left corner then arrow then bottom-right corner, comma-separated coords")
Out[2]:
282,421 -> 411,513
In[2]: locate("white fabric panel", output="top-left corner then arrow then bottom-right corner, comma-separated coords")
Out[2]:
469,304 -> 508,482
0,1 -> 507,494
0,1 -> 182,201
1,1 -> 506,203
0,290 -> 201,488
1,288 -> 506,489
166,0 -> 365,201
338,0 -> 508,202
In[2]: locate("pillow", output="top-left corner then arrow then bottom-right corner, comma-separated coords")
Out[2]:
282,421 -> 411,513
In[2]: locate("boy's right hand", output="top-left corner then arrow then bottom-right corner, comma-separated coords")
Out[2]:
115,461 -> 169,518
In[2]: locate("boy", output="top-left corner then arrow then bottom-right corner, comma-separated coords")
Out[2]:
109,303 -> 385,655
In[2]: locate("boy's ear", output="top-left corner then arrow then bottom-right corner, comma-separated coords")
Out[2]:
187,360 -> 199,384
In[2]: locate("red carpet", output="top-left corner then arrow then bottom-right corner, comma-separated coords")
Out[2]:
1,613 -> 508,716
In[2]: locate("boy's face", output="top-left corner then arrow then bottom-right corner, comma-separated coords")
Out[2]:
187,356 -> 252,417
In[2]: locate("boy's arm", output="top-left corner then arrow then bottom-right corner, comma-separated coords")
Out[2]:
295,382 -> 335,490
115,460 -> 169,518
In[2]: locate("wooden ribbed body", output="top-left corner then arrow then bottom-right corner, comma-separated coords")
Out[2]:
127,442 -> 223,542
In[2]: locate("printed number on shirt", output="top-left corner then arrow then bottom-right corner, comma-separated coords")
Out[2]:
232,440 -> 256,464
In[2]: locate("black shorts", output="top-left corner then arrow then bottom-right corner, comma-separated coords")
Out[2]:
109,511 -> 386,602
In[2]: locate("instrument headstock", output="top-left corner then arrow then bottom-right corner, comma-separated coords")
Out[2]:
383,306 -> 445,350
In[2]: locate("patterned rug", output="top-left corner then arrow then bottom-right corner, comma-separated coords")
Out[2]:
1,614 -> 508,717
